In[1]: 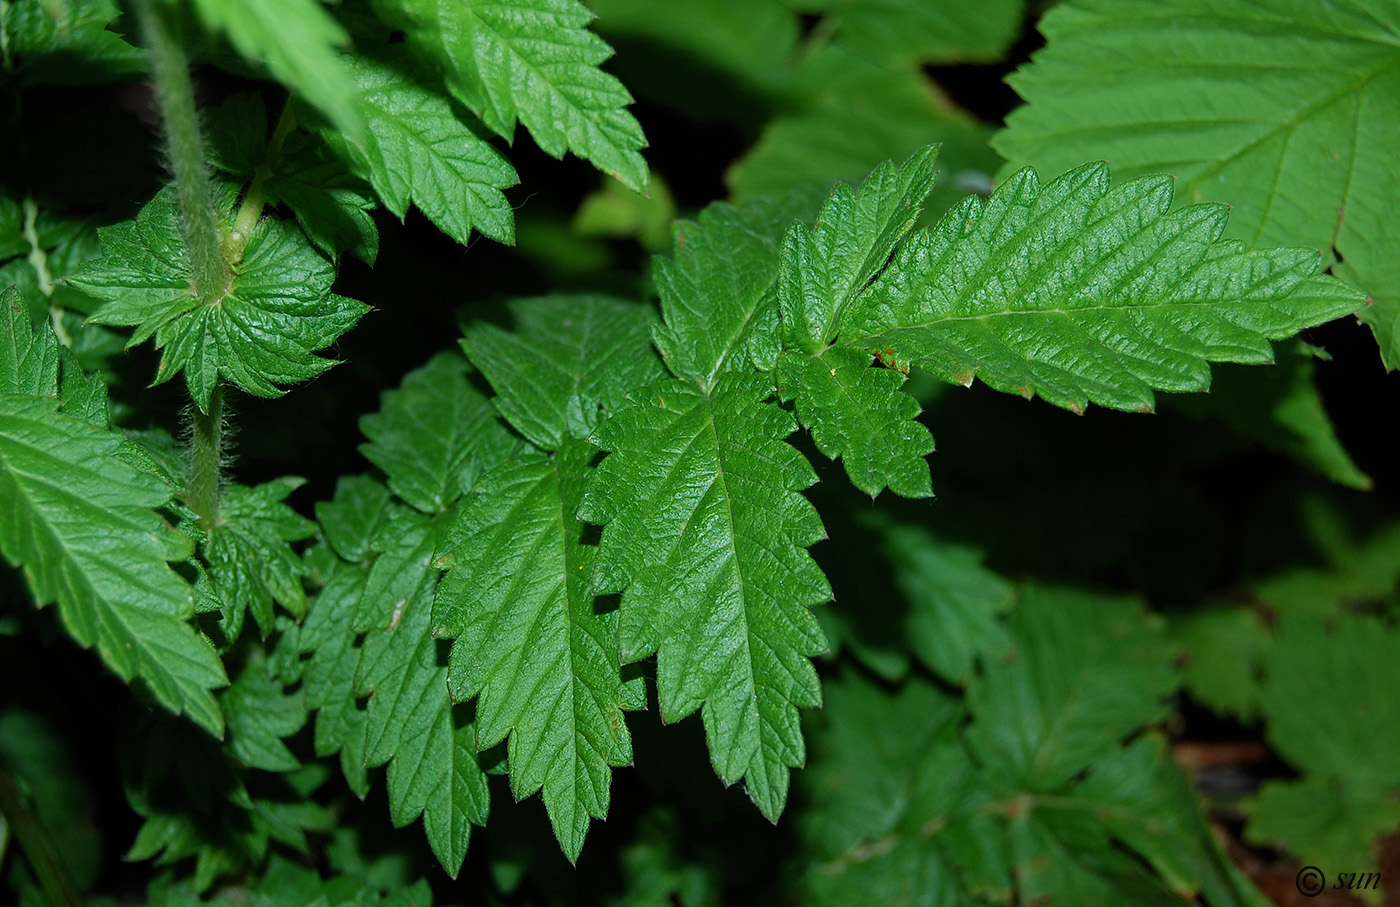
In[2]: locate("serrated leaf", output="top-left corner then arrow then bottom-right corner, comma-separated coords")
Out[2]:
222,660 -> 307,772
884,525 -> 1014,686
993,0 -> 1396,365
777,348 -> 932,498
1166,343 -> 1370,489
300,564 -> 371,797
0,0 -> 144,85
435,441 -> 640,862
71,188 -> 369,410
359,352 -> 521,513
840,163 -> 1365,414
187,0 -> 361,140
1259,615 -> 1400,793
354,513 -> 490,876
651,192 -> 824,386
964,585 -> 1175,791
322,54 -> 517,246
1247,774 -> 1400,892
0,289 -> 226,736
204,478 -> 317,640
265,131 -> 380,265
1168,604 -> 1269,723
378,0 -> 647,190
315,474 -> 393,564
581,373 -> 829,819
460,294 -> 664,449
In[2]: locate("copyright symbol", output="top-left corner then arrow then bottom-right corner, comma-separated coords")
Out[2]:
1296,866 -> 1326,897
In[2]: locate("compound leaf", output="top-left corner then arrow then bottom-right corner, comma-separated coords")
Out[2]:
358,352 -> 520,514
71,188 -> 369,411
0,289 -> 225,737
434,440 -> 641,862
993,0 -> 1398,365
840,163 -> 1365,414
460,294 -> 664,449
187,0 -> 361,139
580,373 -> 830,820
323,55 -> 517,246
378,0 -> 647,190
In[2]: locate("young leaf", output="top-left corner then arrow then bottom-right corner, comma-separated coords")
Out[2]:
354,512 -> 490,876
580,373 -> 830,820
460,294 -> 664,449
435,440 -> 641,862
187,0 -> 362,140
0,289 -> 226,736
322,54 -> 517,246
204,478 -> 318,640
71,188 -> 369,411
376,0 -> 648,190
840,163 -> 1365,413
993,0 -> 1397,366
358,352 -> 521,514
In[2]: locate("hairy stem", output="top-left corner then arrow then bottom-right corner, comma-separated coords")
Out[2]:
0,750 -> 83,907
188,384 -> 225,529
134,0 -> 229,307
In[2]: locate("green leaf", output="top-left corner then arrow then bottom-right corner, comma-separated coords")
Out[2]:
358,352 -> 521,514
840,163 -> 1365,414
354,512 -> 490,876
727,46 -> 1001,224
322,54 -> 517,247
1166,343 -> 1370,489
1168,604 -> 1269,723
222,659 -> 307,772
573,171 -> 676,251
71,188 -> 369,411
204,478 -> 317,640
315,474 -> 393,565
377,0 -> 648,190
0,0 -> 144,85
1251,500 -> 1400,620
1248,774 -> 1399,891
651,191 -> 823,386
460,294 -> 664,449
0,289 -> 226,737
300,564 -> 372,797
993,0 -> 1396,365
794,0 -> 1026,66
884,525 -> 1014,686
434,440 -> 641,862
581,373 -> 829,820
1259,615 -> 1400,792
187,0 -> 362,140
965,586 -> 1175,791
265,132 -> 380,265
772,151 -> 940,496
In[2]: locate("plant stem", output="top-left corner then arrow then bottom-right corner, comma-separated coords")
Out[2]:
133,0 -> 229,307
188,384 -> 224,530
226,98 -> 298,262
0,750 -> 83,907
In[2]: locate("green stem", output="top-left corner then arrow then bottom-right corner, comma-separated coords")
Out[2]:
226,98 -> 297,262
133,0 -> 230,306
188,384 -> 224,530
0,750 -> 83,907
